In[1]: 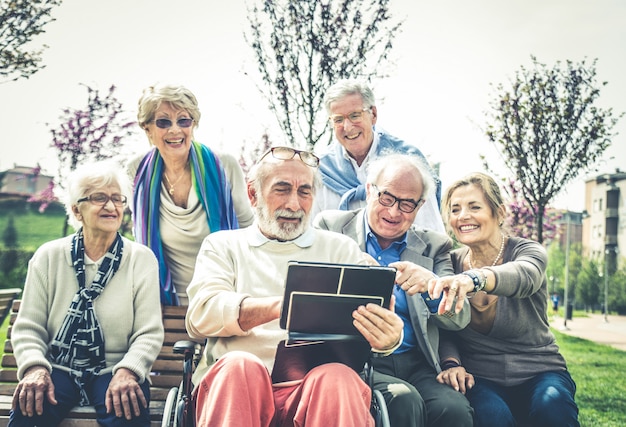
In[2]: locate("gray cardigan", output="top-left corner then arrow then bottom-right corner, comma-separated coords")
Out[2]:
440,236 -> 569,386
313,208 -> 470,373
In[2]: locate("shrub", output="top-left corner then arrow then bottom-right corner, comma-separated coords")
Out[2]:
0,248 -> 33,290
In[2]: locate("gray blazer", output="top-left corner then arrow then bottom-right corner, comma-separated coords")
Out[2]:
313,208 -> 470,373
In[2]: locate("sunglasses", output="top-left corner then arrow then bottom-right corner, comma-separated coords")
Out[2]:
260,146 -> 320,167
152,118 -> 194,129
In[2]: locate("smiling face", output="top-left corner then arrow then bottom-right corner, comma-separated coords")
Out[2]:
448,184 -> 503,246
143,102 -> 194,159
366,168 -> 423,249
249,159 -> 316,241
72,184 -> 124,237
329,93 -> 377,165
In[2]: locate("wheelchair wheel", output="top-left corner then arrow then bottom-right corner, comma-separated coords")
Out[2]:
372,389 -> 390,427
161,386 -> 179,427
172,384 -> 188,427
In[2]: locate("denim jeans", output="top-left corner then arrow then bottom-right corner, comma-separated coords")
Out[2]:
9,369 -> 152,427
467,370 -> 579,427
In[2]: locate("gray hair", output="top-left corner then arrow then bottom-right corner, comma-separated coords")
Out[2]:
137,83 -> 201,129
366,153 -> 434,200
324,79 -> 376,114
64,161 -> 131,231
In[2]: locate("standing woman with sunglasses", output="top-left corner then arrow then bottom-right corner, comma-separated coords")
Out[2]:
9,162 -> 164,427
128,84 -> 253,306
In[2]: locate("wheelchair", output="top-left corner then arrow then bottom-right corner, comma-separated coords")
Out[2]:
161,340 -> 390,427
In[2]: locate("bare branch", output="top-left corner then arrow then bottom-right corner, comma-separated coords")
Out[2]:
245,0 -> 403,148
0,0 -> 62,83
485,57 -> 623,243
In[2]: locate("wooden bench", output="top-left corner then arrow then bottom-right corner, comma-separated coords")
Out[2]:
0,290 -> 21,328
0,302 -> 197,427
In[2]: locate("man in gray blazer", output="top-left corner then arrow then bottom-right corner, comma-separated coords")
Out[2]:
313,153 -> 473,427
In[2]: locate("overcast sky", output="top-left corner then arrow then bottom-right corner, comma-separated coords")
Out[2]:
1,0 -> 624,211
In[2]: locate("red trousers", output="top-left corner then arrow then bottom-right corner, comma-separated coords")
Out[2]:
194,351 -> 374,427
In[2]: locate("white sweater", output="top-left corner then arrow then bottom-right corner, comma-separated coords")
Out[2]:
12,235 -> 164,383
186,225 -> 372,380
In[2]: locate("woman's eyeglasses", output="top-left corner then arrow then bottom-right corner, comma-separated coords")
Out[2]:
371,184 -> 424,213
261,146 -> 320,167
152,118 -> 194,129
77,193 -> 128,207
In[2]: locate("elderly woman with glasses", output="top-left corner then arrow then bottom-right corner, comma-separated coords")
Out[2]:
9,162 -> 164,427
127,83 -> 253,306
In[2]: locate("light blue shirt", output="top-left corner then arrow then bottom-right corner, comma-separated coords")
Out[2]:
364,215 -> 424,354
363,212 -> 441,354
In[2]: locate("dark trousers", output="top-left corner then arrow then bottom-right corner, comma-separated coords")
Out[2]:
8,369 -> 151,427
371,350 -> 473,427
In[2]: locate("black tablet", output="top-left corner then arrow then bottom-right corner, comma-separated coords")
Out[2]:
279,261 -> 396,337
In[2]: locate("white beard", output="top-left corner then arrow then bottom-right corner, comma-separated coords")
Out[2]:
256,197 -> 309,241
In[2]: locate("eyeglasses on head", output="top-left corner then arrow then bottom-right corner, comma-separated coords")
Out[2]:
261,146 -> 320,167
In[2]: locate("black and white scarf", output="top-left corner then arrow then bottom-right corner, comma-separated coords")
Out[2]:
50,229 -> 123,406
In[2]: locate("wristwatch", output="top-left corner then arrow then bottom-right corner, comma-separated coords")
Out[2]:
462,269 -> 487,294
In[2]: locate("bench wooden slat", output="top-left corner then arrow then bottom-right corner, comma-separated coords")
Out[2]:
0,290 -> 21,328
151,359 -> 183,373
0,419 -> 160,427
0,301 -> 196,426
164,331 -> 195,345
1,342 -> 11,355
0,395 -> 166,417
0,370 -> 16,382
163,318 -> 187,330
0,355 -> 15,369
0,395 -> 164,426
150,375 -> 183,389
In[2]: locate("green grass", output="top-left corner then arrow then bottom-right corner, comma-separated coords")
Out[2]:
0,316 -> 8,348
552,328 -> 626,427
0,209 -> 68,250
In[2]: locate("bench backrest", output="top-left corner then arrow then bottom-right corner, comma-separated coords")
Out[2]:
0,289 -> 21,330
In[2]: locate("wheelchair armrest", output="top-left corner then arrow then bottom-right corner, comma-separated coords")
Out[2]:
173,340 -> 202,358
363,360 -> 375,389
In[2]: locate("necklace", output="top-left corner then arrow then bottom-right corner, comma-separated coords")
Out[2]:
163,171 -> 186,195
468,232 -> 506,269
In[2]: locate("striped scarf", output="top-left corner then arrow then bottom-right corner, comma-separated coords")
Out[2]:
50,229 -> 123,406
132,141 -> 239,305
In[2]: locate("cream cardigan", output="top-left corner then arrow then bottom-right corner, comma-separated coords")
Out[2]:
12,235 -> 164,383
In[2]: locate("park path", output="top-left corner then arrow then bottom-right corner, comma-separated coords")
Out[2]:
553,313 -> 626,352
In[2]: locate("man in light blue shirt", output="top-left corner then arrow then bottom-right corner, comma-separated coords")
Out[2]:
313,79 -> 445,233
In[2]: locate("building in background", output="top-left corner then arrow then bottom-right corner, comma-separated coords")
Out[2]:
0,166 -> 53,198
554,209 -> 584,249
584,169 -> 625,274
